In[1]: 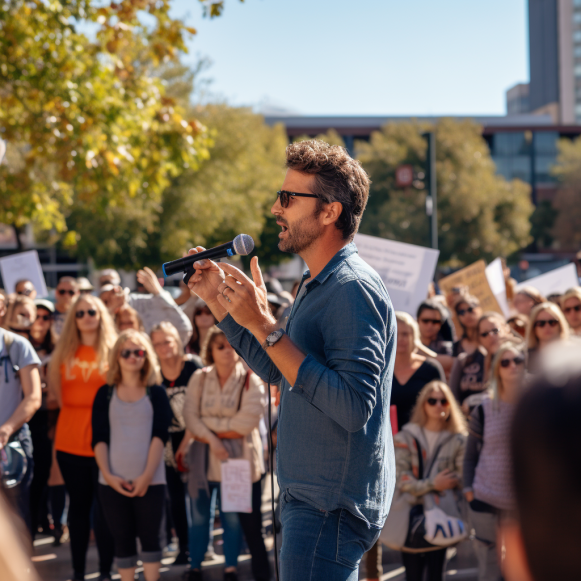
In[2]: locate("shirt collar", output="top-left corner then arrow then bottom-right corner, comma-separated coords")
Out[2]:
302,242 -> 358,287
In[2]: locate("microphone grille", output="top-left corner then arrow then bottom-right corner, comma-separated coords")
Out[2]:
233,234 -> 255,256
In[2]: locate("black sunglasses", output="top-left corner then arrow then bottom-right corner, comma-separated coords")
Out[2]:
195,308 -> 212,316
457,306 -> 477,316
16,289 -> 33,296
276,190 -> 319,208
564,304 -> 581,314
36,314 -> 52,322
427,397 -> 449,406
480,328 -> 499,338
419,318 -> 442,325
58,289 -> 76,296
120,349 -> 146,359
500,355 -> 525,368
75,309 -> 97,319
534,319 -> 559,328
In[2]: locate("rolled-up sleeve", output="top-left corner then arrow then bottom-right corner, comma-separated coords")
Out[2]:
293,280 -> 391,433
218,315 -> 283,385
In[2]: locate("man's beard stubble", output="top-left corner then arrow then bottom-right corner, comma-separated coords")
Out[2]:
278,213 -> 324,255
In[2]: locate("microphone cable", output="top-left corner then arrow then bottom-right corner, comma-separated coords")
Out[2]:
267,362 -> 280,581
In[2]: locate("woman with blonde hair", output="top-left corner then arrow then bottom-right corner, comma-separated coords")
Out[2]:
525,302 -> 569,372
560,287 -> 581,336
463,341 -> 526,581
391,312 -> 445,432
150,321 -> 202,565
48,294 -> 117,581
92,330 -> 172,581
391,380 -> 467,581
183,326 -> 268,581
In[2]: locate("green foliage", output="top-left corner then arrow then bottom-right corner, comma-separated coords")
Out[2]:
68,102 -> 288,269
0,0 -> 210,246
356,119 -> 534,266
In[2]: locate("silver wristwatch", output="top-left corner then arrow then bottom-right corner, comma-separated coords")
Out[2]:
261,329 -> 284,350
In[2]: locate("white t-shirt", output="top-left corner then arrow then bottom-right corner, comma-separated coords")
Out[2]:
0,330 -> 41,426
423,428 -> 441,457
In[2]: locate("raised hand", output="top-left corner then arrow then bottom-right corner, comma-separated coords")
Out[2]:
137,266 -> 163,296
216,256 -> 277,338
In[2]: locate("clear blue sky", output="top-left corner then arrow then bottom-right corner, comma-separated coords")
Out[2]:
171,0 -> 528,116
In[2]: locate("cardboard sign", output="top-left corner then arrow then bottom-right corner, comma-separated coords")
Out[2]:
515,263 -> 579,297
438,260 -> 502,315
354,233 -> 440,316
0,250 -> 48,298
220,459 -> 252,513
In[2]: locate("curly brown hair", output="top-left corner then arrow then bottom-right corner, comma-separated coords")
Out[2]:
285,140 -> 370,241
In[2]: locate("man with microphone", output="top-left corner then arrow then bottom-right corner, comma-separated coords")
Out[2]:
186,140 -> 395,581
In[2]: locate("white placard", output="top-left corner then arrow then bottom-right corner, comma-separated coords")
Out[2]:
515,263 -> 579,297
220,459 -> 252,513
0,250 -> 48,298
354,233 -> 440,316
485,258 -> 510,317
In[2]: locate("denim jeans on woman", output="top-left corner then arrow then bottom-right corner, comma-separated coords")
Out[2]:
279,491 -> 379,581
188,481 -> 242,569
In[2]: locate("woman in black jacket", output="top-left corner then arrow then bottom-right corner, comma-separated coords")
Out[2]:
92,329 -> 171,581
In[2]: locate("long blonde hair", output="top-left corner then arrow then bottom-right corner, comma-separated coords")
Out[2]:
395,311 -> 437,358
106,330 -> 161,387
409,380 -> 467,435
526,302 -> 569,349
48,295 -> 117,404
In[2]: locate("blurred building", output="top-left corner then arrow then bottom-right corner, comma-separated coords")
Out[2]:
526,0 -> 577,124
506,83 -> 530,116
264,113 -> 581,207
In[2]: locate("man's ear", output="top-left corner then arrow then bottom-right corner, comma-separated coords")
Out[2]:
321,201 -> 343,226
499,520 -> 534,581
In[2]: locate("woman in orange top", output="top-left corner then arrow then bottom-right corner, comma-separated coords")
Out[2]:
48,294 -> 117,581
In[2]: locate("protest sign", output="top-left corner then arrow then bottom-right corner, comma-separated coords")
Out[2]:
485,258 -> 510,317
221,459 -> 252,513
354,233 -> 439,316
515,263 -> 578,297
438,260 -> 502,315
0,250 -> 48,298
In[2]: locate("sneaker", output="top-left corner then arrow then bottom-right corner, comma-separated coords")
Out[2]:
173,549 -> 190,566
203,545 -> 217,561
182,569 -> 203,581
52,526 -> 63,547
224,571 -> 238,581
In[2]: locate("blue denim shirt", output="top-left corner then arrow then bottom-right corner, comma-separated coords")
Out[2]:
218,242 -> 396,528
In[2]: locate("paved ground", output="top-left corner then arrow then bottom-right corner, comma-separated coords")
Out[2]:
31,476 -> 480,581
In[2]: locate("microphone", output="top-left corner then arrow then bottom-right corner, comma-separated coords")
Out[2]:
162,234 -> 255,284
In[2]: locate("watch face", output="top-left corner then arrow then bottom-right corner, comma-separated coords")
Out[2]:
268,330 -> 283,344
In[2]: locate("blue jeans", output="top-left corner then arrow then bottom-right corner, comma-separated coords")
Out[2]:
279,491 -> 380,581
188,481 -> 242,569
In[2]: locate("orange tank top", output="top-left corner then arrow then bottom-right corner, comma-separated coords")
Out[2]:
54,345 -> 107,457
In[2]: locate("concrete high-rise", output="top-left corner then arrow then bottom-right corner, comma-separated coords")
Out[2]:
527,0 -> 576,123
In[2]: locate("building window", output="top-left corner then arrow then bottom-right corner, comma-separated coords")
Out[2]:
534,132 -> 559,156
492,132 -> 531,156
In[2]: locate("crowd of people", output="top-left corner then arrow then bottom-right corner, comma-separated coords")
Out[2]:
377,279 -> 581,581
0,269 -> 293,581
1,259 -> 581,581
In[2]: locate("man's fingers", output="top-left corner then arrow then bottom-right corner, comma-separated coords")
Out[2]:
220,262 -> 253,287
250,256 -> 266,291
188,246 -> 206,255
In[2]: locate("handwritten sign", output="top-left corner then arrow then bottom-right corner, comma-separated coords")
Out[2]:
0,250 -> 48,298
438,260 -> 502,315
221,459 -> 252,513
355,233 -> 439,316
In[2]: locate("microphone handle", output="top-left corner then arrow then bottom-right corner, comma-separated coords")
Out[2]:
162,240 -> 235,277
